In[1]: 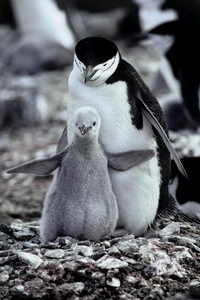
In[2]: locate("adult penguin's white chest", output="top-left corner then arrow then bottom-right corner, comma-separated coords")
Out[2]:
67,71 -> 161,236
68,72 -> 154,152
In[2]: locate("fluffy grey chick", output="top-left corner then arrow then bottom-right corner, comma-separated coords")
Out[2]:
7,106 -> 155,241
40,106 -> 119,241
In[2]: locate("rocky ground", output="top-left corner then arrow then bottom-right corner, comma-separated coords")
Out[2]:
0,218 -> 200,300
0,23 -> 200,299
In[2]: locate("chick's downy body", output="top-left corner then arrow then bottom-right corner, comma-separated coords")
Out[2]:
40,107 -> 118,242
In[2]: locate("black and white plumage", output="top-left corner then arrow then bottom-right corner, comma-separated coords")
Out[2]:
7,106 -> 155,241
66,36 -> 190,236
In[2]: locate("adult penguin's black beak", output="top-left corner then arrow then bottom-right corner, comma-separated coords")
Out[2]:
84,66 -> 98,83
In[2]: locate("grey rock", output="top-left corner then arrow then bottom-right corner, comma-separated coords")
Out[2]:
58,282 -> 85,294
37,261 -> 64,282
18,251 -> 43,268
44,249 -> 65,259
13,231 -> 35,240
63,260 -> 79,272
108,245 -> 121,255
106,277 -> 121,287
0,242 -> 10,250
0,270 -> 9,283
159,222 -> 180,237
10,278 -> 46,298
0,254 -> 17,265
144,257 -> 186,277
170,236 -> 200,252
0,232 -> 12,242
71,244 -> 94,257
95,255 -> 128,269
115,239 -> 139,253
0,250 -> 15,257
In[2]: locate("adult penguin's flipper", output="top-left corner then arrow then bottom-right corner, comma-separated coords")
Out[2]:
108,149 -> 155,171
138,97 -> 189,180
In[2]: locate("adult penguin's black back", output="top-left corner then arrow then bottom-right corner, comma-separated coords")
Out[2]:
112,58 -> 173,216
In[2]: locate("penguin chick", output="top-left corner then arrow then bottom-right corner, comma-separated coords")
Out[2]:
40,106 -> 119,242
67,36 -> 188,237
7,106 -> 155,241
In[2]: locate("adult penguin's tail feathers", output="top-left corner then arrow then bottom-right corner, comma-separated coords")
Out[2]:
155,194 -> 200,225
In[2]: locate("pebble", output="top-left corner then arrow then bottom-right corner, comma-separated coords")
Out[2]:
95,255 -> 128,269
18,251 -> 43,268
44,249 -> 65,258
59,282 -> 85,293
159,222 -> 180,237
108,245 -> 121,255
106,277 -> 121,287
0,211 -> 199,299
0,271 -> 9,283
115,239 -> 139,253
71,244 -> 94,257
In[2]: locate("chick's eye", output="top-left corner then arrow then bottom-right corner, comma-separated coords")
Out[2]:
103,63 -> 107,66
93,122 -> 96,126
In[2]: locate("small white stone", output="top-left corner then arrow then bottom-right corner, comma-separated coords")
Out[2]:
44,249 -> 65,259
18,252 -> 43,268
121,256 -> 137,265
16,285 -> 25,292
172,246 -> 192,260
108,246 -> 121,255
144,258 -> 186,278
60,282 -> 85,293
101,241 -> 111,248
95,255 -> 128,269
126,275 -> 140,284
159,222 -> 180,237
71,244 -> 93,257
0,271 -> 9,283
76,257 -> 95,264
115,240 -> 138,253
106,277 -> 121,287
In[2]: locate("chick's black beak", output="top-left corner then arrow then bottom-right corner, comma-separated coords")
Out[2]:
79,125 -> 90,135
84,66 -> 98,83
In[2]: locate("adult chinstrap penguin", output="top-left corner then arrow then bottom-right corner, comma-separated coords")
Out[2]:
66,36 -> 194,237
